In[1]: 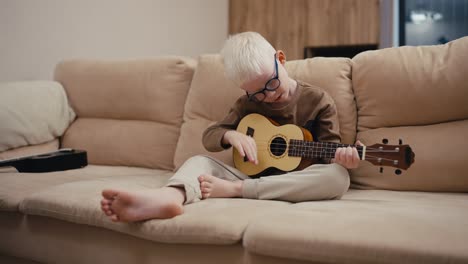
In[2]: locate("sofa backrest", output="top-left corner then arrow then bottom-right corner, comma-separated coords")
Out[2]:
55,58 -> 196,170
173,54 -> 355,169
351,36 -> 468,192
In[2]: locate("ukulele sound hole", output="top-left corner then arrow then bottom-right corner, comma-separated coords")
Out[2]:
270,137 -> 287,157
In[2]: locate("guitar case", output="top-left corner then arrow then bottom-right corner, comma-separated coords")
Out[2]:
0,149 -> 88,173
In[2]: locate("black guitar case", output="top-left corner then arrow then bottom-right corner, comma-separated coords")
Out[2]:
0,149 -> 87,173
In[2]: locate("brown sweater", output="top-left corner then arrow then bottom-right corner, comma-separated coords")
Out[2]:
202,80 -> 341,153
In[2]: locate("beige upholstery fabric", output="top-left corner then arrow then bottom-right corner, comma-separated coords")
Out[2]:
1,212 -> 314,264
0,81 -> 75,152
56,58 -> 196,170
285,57 -> 355,144
0,212 -> 247,264
0,165 -> 165,211
174,55 -> 244,168
19,173 -> 289,245
352,36 -> 468,131
0,139 -> 59,161
62,118 -> 181,169
174,55 -> 355,169
351,37 -> 468,192
244,189 -> 468,264
352,120 -> 468,191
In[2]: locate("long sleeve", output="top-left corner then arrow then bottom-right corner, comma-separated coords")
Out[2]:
202,81 -> 342,155
202,98 -> 245,152
312,94 -> 341,144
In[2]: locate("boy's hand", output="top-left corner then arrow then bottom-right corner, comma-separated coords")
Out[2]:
223,130 -> 258,164
332,141 -> 363,169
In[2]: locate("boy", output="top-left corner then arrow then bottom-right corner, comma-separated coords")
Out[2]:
100,32 -> 360,222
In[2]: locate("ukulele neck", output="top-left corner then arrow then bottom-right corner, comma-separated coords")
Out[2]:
288,140 -> 366,160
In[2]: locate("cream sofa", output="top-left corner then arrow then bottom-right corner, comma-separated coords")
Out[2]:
1,37 -> 468,264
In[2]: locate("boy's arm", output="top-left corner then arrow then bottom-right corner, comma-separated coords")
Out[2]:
306,92 -> 341,164
312,92 -> 360,168
202,108 -> 242,152
202,113 -> 238,152
201,96 -> 258,164
313,96 -> 341,144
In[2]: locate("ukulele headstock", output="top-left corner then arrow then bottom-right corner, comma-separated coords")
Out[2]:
365,143 -> 415,170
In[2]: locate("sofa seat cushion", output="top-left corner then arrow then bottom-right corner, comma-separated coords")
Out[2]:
0,212 -> 247,264
243,189 -> 468,264
19,174 -> 289,245
0,165 -> 166,211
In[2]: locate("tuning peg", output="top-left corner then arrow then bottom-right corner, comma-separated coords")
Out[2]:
399,139 -> 403,145
395,169 -> 402,175
382,139 -> 388,144
380,167 -> 384,173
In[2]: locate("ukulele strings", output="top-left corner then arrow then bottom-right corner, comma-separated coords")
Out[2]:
253,149 -> 398,162
362,155 -> 398,162
253,142 -> 397,153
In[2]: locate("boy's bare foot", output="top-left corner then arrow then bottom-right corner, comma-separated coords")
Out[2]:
198,174 -> 243,199
100,187 -> 185,222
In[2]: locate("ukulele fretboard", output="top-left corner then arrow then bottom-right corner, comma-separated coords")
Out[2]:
288,140 -> 364,159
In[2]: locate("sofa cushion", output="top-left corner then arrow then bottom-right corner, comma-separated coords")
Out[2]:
352,36 -> 468,131
55,58 -> 196,170
19,173 -> 289,245
0,165 -> 164,211
285,57 -> 355,144
0,212 -> 246,264
244,189 -> 468,263
173,55 -> 243,168
351,37 -> 468,192
0,139 -> 59,161
62,118 -> 181,170
174,54 -> 355,169
352,120 -> 468,192
0,81 -> 75,152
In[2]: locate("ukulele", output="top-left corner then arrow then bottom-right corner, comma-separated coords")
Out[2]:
0,149 -> 88,173
233,113 -> 415,176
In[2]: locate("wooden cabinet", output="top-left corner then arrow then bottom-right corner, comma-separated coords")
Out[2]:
229,0 -> 380,60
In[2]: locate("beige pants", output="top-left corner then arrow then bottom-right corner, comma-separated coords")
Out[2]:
166,155 -> 350,204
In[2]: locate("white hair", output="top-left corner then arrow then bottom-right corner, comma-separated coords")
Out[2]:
221,32 -> 276,85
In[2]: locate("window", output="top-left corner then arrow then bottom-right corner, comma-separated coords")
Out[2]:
400,0 -> 468,45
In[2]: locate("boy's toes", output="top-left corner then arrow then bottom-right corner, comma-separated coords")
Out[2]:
102,205 -> 112,213
198,175 -> 205,183
200,182 -> 212,192
201,191 -> 211,199
111,214 -> 120,222
101,198 -> 112,206
102,189 -> 118,200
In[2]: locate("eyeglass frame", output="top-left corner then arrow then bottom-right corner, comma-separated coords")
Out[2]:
245,54 -> 281,102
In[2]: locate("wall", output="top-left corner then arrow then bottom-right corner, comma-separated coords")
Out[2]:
404,0 -> 468,45
0,0 -> 228,82
379,0 -> 394,48
229,0 -> 380,60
